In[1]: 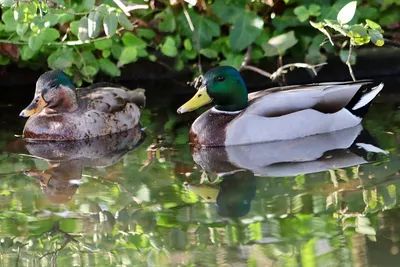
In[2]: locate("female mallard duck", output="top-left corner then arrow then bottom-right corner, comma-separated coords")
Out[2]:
20,70 -> 146,140
177,66 -> 384,147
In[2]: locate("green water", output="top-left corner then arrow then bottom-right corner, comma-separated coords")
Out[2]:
1,86 -> 400,266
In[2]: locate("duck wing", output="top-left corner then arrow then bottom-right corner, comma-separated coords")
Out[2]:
245,80 -> 372,117
78,84 -> 146,113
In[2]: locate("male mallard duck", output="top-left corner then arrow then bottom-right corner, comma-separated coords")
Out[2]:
20,70 -> 145,140
177,66 -> 384,147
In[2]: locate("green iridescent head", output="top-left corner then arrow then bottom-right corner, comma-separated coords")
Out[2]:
177,66 -> 248,113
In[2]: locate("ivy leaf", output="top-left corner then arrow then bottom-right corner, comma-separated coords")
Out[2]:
88,11 -> 102,38
294,6 -> 309,22
103,12 -> 117,37
41,28 -> 60,41
368,29 -> 384,46
161,36 -> 178,57
2,9 -> 17,32
179,10 -> 220,48
220,53 -> 245,69
211,0 -> 244,24
200,48 -> 218,58
20,45 -> 35,60
43,14 -> 59,27
264,31 -> 298,56
308,4 -> 321,17
16,23 -> 28,37
136,29 -> 155,40
118,47 -> 137,66
155,8 -> 176,33
48,47 -> 74,69
337,1 -> 357,25
99,58 -> 121,77
117,13 -> 133,31
229,11 -> 263,52
366,19 -> 382,31
78,17 -> 89,41
28,34 -> 43,51
122,33 -> 147,49
94,39 -> 113,50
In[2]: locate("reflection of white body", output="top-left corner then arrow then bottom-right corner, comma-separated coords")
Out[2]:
193,125 -> 388,177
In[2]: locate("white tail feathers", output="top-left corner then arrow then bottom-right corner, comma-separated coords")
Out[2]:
356,142 -> 389,155
352,83 -> 384,110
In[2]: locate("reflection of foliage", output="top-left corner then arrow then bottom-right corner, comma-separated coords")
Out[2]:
0,102 -> 400,265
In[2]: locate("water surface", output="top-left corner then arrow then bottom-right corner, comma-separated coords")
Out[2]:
0,80 -> 400,266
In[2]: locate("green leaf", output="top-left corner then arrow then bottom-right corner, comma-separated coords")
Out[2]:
117,13 -> 133,31
183,38 -> 192,51
211,0 -> 244,24
16,23 -> 28,37
88,11 -> 102,38
118,46 -> 137,66
155,8 -> 176,33
368,29 -> 384,46
200,48 -> 218,58
136,28 -> 155,40
102,49 -> 111,58
229,11 -> 263,52
220,53 -> 245,69
339,49 -> 356,65
78,17 -> 89,41
103,12 -> 117,37
111,43 -> 123,59
0,54 -> 10,65
337,1 -> 357,25
58,13 -> 75,25
76,0 -> 95,12
308,4 -> 321,17
324,19 -> 348,36
265,31 -> 298,56
20,45 -> 35,60
122,32 -> 147,48
294,6 -> 309,22
43,14 -> 59,27
161,36 -> 178,57
137,48 -> 148,57
181,49 -> 197,60
28,34 -> 43,51
41,28 -> 60,42
366,19 -> 382,30
94,39 -> 113,50
348,25 -> 367,38
48,47 -> 74,69
99,58 -> 121,77
0,0 -> 14,7
2,9 -> 17,31
179,10 -> 220,48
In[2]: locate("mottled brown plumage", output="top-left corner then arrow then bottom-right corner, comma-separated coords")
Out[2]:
20,70 -> 146,140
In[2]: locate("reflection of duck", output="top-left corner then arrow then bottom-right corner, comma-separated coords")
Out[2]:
177,66 -> 384,146
192,125 -> 388,177
20,70 -> 146,140
185,171 -> 256,218
5,128 -> 145,203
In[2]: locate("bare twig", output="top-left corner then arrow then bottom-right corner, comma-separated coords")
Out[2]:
239,46 -> 252,70
113,0 -> 131,16
180,0 -> 202,74
240,65 -> 272,78
346,44 -> 356,81
270,62 -> 327,81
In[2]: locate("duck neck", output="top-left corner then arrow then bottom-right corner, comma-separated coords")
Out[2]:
214,86 -> 248,112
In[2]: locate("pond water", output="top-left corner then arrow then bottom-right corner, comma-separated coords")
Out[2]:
0,78 -> 400,267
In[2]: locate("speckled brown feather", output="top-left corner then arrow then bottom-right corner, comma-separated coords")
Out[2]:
23,85 -> 145,140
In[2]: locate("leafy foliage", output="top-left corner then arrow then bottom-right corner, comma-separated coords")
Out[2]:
0,0 -> 399,83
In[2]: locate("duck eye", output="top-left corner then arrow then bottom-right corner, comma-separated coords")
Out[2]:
216,76 -> 225,82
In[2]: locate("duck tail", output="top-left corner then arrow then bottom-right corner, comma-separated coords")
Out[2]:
345,83 -> 384,118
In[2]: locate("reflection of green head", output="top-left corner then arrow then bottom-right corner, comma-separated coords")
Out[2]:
216,171 -> 256,218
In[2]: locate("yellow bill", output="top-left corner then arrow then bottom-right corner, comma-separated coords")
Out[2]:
20,94 -> 47,117
177,86 -> 212,114
184,182 -> 220,202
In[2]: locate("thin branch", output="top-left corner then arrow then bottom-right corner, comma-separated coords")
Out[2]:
180,0 -> 202,74
240,65 -> 272,78
113,0 -> 131,16
239,46 -> 252,71
270,62 -> 327,81
346,44 -> 356,81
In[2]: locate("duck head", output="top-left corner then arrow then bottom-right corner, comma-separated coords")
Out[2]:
20,70 -> 78,117
177,66 -> 248,113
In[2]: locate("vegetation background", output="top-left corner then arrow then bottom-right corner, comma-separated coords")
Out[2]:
0,0 -> 399,86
